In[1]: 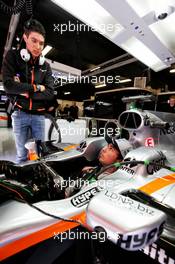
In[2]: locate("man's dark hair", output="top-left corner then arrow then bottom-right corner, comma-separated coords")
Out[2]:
24,19 -> 46,38
169,95 -> 175,100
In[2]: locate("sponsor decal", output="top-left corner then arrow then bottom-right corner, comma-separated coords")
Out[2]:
141,242 -> 175,264
105,191 -> 155,216
160,125 -> 175,136
145,137 -> 155,147
116,222 -> 164,250
146,151 -> 166,175
71,187 -> 99,207
119,165 -> 135,175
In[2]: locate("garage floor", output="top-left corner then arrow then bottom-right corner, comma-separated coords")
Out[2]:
0,128 -> 16,162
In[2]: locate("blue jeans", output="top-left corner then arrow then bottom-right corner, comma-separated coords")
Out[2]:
11,110 -> 45,163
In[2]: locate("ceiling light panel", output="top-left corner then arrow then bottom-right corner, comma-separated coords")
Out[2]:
51,0 -> 124,39
170,68 -> 175,73
150,13 -> 175,54
126,0 -> 153,17
42,45 -> 52,56
119,78 -> 132,83
96,0 -> 175,70
126,0 -> 175,18
121,37 -> 167,71
52,0 -> 175,71
126,0 -> 175,54
95,83 -> 106,88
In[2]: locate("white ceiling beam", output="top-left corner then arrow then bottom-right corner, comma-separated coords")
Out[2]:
96,0 -> 175,69
46,59 -> 81,76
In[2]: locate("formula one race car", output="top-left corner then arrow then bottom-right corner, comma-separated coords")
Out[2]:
0,105 -> 175,263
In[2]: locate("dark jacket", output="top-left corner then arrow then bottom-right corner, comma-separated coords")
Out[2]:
2,49 -> 55,113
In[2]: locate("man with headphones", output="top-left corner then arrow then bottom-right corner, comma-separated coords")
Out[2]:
2,19 -> 55,163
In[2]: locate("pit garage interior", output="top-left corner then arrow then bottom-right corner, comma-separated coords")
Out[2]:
0,1 -> 175,264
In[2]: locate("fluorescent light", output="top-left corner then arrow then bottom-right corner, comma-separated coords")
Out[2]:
90,66 -> 101,72
64,92 -> 71,95
42,45 -> 52,56
121,37 -> 167,71
0,84 -> 4,91
119,79 -> 132,83
126,0 -> 152,17
150,13 -> 175,55
57,76 -> 68,80
51,0 -> 124,39
169,68 -> 175,73
95,83 -> 106,88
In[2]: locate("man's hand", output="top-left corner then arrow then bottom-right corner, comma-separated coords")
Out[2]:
14,75 -> 20,82
35,84 -> 46,92
39,85 -> 45,92
37,84 -> 46,92
82,166 -> 95,173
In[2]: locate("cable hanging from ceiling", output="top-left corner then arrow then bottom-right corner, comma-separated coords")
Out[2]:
0,0 -> 32,15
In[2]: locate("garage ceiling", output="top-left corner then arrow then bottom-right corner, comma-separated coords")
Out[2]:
0,0 -> 175,101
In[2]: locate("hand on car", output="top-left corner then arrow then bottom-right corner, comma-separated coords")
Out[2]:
39,85 -> 45,92
82,166 -> 95,173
